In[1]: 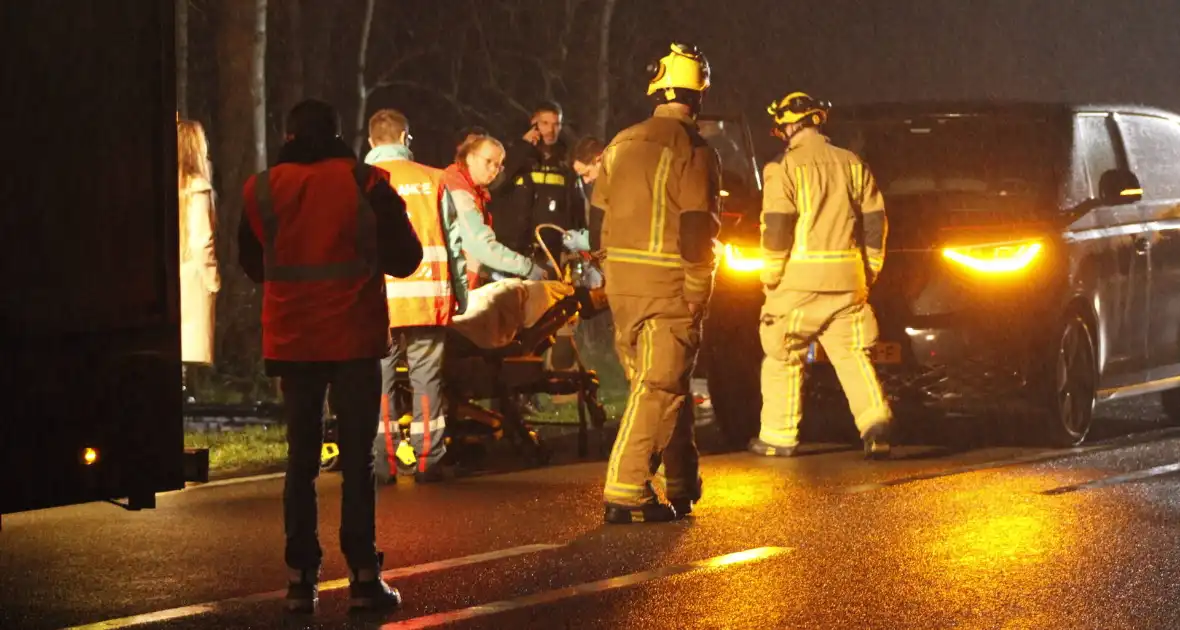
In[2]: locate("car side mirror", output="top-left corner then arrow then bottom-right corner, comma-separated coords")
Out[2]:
1098,168 -> 1143,205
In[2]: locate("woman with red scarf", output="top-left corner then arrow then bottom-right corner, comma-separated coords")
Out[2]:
443,135 -> 544,290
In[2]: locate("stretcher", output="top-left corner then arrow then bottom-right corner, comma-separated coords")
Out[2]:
321,226 -> 610,473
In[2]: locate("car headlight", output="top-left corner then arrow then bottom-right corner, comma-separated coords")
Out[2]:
723,243 -> 764,272
941,239 -> 1043,273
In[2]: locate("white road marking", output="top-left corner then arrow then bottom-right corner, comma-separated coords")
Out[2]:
61,544 -> 562,630
380,546 -> 793,629
1041,462 -> 1180,495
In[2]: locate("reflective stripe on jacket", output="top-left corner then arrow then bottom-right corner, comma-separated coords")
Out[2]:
592,108 -> 721,303
760,127 -> 887,293
243,157 -> 389,361
374,159 -> 454,327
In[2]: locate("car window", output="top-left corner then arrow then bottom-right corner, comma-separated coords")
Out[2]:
1071,114 -> 1119,205
827,115 -> 1063,204
697,117 -> 760,197
1116,114 -> 1180,201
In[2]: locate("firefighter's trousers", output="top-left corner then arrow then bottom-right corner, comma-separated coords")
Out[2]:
377,327 -> 447,476
604,294 -> 702,507
759,290 -> 892,448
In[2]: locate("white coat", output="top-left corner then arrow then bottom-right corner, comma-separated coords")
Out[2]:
180,177 -> 220,364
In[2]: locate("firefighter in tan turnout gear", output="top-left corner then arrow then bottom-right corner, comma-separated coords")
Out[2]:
751,92 -> 893,460
592,43 -> 722,524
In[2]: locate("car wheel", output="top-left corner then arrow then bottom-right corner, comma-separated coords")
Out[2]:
703,332 -> 762,449
1157,387 -> 1180,426
1036,312 -> 1097,447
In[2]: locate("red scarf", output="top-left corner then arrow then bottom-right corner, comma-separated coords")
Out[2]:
443,163 -> 491,226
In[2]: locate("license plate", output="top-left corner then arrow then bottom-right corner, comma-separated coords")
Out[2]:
807,341 -> 902,365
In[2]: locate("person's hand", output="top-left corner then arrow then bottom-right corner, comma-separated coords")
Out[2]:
687,301 -> 706,323
562,229 -> 591,252
523,126 -> 542,146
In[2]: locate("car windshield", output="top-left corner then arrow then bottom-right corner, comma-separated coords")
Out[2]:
826,115 -> 1062,200
698,117 -> 761,197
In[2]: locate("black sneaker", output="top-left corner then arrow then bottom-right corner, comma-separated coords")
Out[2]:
285,568 -> 319,614
348,554 -> 402,613
748,438 -> 797,458
604,500 -> 678,524
862,423 -> 891,460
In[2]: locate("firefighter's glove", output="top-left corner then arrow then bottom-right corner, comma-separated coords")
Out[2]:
562,229 -> 592,252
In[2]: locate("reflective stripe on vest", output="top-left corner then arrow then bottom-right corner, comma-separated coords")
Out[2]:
254,170 -> 371,282
384,245 -> 452,298
379,160 -> 454,327
606,246 -> 680,268
514,171 -> 567,186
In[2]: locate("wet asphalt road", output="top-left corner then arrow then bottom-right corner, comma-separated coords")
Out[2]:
4,397 -> 1180,630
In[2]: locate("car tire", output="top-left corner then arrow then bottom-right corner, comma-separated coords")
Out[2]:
1157,387 -> 1180,426
703,333 -> 762,449
1033,311 -> 1098,448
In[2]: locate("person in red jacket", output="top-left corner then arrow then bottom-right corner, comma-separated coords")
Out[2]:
238,99 -> 421,615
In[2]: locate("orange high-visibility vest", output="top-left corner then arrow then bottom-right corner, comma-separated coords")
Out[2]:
373,159 -> 454,327
243,158 -> 390,361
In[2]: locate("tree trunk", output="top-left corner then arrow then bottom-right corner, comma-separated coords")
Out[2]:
214,0 -> 264,397
303,0 -> 334,100
283,0 -> 304,113
176,0 -> 188,118
352,0 -> 377,156
594,0 -> 619,140
252,0 -> 268,172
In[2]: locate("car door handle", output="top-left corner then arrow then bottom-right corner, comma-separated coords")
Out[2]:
1134,237 -> 1152,254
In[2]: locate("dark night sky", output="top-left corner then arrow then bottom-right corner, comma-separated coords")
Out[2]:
635,0 -> 1180,117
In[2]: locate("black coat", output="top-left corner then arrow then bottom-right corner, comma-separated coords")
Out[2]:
488,138 -> 587,259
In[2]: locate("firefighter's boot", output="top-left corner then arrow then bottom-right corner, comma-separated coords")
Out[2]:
348,553 -> 403,613
863,422 -> 891,460
604,499 -> 678,524
285,567 -> 320,614
748,438 -> 797,458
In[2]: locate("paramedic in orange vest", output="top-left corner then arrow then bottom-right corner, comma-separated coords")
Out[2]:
367,115 -> 544,482
238,99 -> 421,615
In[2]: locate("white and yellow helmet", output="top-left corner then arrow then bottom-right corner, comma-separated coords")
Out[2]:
647,43 -> 711,102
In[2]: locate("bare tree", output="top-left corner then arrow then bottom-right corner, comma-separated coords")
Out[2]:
279,0 -> 305,114
176,0 -> 189,117
252,0 -> 268,172
352,0 -> 377,155
594,0 -> 619,139
214,0 -> 266,399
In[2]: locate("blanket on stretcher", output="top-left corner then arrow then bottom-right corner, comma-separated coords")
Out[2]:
450,280 -> 575,349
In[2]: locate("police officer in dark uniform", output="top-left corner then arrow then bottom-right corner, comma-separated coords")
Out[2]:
490,101 -> 587,265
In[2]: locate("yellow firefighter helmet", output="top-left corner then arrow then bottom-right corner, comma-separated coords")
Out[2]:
768,92 -> 831,128
646,43 -> 711,100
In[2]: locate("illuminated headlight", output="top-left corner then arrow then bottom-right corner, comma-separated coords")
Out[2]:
941,239 -> 1043,273
723,243 -> 763,272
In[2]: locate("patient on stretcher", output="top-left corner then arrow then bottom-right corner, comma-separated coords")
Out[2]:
449,279 -> 575,349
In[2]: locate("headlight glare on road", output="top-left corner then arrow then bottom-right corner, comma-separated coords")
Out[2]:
724,243 -> 764,273
942,239 -> 1043,273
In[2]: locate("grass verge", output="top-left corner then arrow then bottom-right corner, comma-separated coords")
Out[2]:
185,425 -> 288,478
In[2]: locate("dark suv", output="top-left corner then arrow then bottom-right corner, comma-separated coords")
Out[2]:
701,102 -> 1180,448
